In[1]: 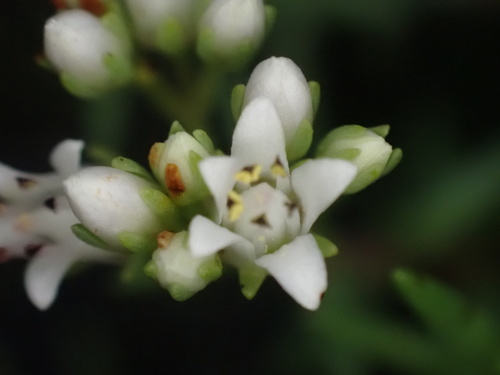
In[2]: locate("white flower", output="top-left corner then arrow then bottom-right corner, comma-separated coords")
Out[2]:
243,57 -> 313,148
64,166 -> 164,249
187,98 -> 357,310
44,9 -> 131,94
198,0 -> 265,60
0,140 -> 117,310
124,0 -> 194,47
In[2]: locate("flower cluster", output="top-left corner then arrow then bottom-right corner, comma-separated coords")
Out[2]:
0,140 -> 118,309
43,0 -> 273,97
60,57 -> 401,310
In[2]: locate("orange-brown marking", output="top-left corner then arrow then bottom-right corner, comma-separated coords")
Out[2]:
148,143 -> 161,168
157,231 -> 175,248
165,163 -> 185,197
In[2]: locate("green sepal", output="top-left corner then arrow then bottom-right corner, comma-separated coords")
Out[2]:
139,188 -> 185,231
188,150 -> 209,197
198,255 -> 223,282
344,162 -> 385,194
231,84 -> 246,122
156,19 -> 187,56
100,9 -> 130,48
383,147 -> 403,176
264,5 -> 277,32
313,233 -> 338,258
393,269 -> 500,360
118,231 -> 157,253
111,156 -> 156,183
239,263 -> 267,300
143,260 -> 158,280
102,52 -> 133,86
71,224 -> 114,252
309,81 -> 321,117
369,124 -> 390,138
167,283 -> 197,302
286,119 -> 313,161
60,73 -> 102,99
169,120 -> 185,135
316,126 -> 367,157
193,129 -> 215,154
120,251 -> 154,289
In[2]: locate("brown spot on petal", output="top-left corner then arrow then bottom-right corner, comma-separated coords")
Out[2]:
0,248 -> 10,263
285,201 -> 298,217
251,214 -> 271,228
44,197 -> 56,212
165,163 -> 185,197
24,244 -> 43,258
157,231 -> 175,248
16,177 -> 36,189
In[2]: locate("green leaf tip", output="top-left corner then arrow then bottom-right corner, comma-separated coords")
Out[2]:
169,120 -> 185,135
111,156 -> 155,182
71,224 -> 113,252
231,84 -> 246,121
313,233 -> 338,258
308,81 -> 321,117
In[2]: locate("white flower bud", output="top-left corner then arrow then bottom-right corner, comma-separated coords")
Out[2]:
149,131 -> 211,206
198,0 -> 265,61
151,231 -> 221,301
316,125 -> 397,194
124,0 -> 194,49
243,57 -> 313,146
44,9 -> 131,95
64,167 -> 163,249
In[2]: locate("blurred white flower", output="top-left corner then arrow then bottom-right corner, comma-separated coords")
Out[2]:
198,0 -> 265,61
44,9 -> 131,95
124,0 -> 194,48
0,140 -> 117,310
187,98 -> 357,310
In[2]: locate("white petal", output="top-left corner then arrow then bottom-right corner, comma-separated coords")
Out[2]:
244,57 -> 313,144
291,159 -> 357,233
24,246 -> 75,310
231,97 -> 288,171
188,215 -> 254,260
255,234 -> 326,310
49,139 -> 84,177
198,156 -> 241,223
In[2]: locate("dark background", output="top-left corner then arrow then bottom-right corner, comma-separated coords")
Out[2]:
1,0 -> 500,374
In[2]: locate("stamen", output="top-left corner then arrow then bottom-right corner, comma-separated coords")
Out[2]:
157,231 -> 175,248
234,164 -> 262,184
251,214 -> 271,228
16,176 -> 37,189
227,190 -> 243,221
165,163 -> 185,197
271,157 -> 286,177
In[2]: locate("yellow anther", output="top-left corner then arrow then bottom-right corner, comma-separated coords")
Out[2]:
234,164 -> 262,184
227,190 -> 244,221
271,157 -> 286,177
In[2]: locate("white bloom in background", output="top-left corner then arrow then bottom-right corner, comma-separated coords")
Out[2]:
124,0 -> 194,46
198,0 -> 265,59
0,140 -> 118,309
44,9 -> 131,94
187,98 -> 357,310
243,57 -> 313,148
64,166 -> 164,249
